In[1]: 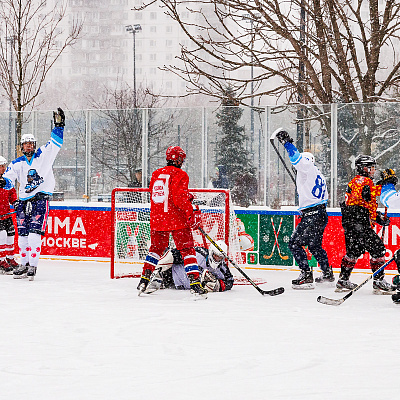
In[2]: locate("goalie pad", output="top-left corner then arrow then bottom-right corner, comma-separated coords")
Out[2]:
201,269 -> 220,292
157,250 -> 174,272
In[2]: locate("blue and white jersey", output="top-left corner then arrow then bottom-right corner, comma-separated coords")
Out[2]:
283,142 -> 329,210
380,183 -> 400,209
3,126 -> 63,201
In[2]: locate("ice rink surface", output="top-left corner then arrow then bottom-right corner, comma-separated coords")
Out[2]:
0,259 -> 398,400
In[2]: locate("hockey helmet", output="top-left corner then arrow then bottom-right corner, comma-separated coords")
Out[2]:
355,154 -> 376,177
166,146 -> 186,161
209,240 -> 227,268
301,152 -> 315,164
0,156 -> 7,165
20,133 -> 37,156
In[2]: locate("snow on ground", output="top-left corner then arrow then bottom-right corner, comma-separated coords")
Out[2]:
0,259 -> 398,400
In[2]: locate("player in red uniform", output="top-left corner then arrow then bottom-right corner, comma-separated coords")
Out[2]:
0,156 -> 20,274
338,155 -> 394,294
137,146 -> 207,298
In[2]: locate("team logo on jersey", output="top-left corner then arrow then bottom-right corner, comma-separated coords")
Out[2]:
152,179 -> 166,203
25,169 -> 44,193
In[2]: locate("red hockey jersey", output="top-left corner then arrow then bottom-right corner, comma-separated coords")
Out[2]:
0,186 -> 17,220
149,165 -> 194,231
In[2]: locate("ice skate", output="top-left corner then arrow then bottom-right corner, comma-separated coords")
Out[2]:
189,274 -> 208,299
392,291 -> 400,304
27,266 -> 37,281
335,278 -> 357,292
4,258 -> 19,275
13,264 -> 29,279
315,266 -> 335,284
292,269 -> 314,290
0,260 -> 9,274
372,276 -> 396,295
143,268 -> 163,294
137,269 -> 152,296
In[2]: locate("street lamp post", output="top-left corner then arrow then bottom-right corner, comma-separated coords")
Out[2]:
125,24 -> 142,107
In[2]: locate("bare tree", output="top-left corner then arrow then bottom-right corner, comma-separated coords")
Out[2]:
137,0 -> 400,106
89,85 -> 180,189
0,0 -> 82,144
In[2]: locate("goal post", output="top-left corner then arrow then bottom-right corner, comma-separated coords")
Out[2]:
111,188 -> 242,279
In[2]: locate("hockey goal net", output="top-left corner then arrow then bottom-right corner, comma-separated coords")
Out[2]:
111,188 -> 242,279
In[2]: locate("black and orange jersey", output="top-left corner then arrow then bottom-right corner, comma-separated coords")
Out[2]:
345,175 -> 381,221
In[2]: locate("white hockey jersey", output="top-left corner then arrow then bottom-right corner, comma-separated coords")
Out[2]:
380,183 -> 400,209
284,142 -> 329,210
4,127 -> 63,201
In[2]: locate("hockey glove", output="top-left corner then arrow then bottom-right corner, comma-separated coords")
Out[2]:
376,168 -> 398,186
200,269 -> 220,292
188,209 -> 202,230
376,211 -> 390,227
276,130 -> 293,145
0,178 -> 5,188
188,193 -> 194,203
53,107 -> 65,127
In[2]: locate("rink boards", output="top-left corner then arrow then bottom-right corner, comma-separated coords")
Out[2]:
32,203 -> 400,270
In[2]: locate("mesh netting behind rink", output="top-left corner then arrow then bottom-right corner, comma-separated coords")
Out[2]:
111,188 -> 242,279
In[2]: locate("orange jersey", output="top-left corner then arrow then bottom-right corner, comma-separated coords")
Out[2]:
345,175 -> 381,221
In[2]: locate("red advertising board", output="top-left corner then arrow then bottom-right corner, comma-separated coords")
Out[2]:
41,207 -> 112,258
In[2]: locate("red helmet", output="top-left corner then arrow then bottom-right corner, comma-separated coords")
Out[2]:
166,146 -> 186,162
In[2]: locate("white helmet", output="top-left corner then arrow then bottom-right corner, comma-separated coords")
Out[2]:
0,156 -> 7,165
21,133 -> 37,156
209,240 -> 227,269
301,152 -> 314,164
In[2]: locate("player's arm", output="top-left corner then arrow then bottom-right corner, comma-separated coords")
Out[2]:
1,164 -> 16,189
50,107 -> 65,149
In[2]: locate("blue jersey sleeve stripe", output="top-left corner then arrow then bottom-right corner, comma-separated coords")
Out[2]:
51,138 -> 62,148
380,188 -> 396,207
51,127 -> 64,145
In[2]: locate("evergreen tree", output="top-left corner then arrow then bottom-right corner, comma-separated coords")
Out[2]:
215,87 -> 257,207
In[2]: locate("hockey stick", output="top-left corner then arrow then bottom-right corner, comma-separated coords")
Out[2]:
198,226 -> 285,296
270,127 -> 296,185
380,207 -> 388,241
271,217 -> 289,260
263,217 -> 283,259
317,257 -> 395,306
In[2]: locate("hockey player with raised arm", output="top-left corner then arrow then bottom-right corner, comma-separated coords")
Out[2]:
338,156 -> 394,294
1,108 -> 65,280
275,129 -> 332,289
137,146 -> 207,298
143,241 -> 234,294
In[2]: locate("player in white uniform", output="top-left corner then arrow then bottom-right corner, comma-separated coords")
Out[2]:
2,108 -> 65,280
276,130 -> 332,289
378,168 -> 400,303
142,241 -> 234,294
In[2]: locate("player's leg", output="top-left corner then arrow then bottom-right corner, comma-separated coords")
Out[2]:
173,228 -> 207,297
306,212 -> 334,283
5,217 -> 19,273
288,218 -> 314,289
13,201 -> 30,278
0,229 -> 9,273
137,230 -> 169,293
367,230 -> 395,294
25,198 -> 50,280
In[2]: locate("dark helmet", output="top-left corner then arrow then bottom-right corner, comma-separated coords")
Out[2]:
355,154 -> 376,177
166,146 -> 186,167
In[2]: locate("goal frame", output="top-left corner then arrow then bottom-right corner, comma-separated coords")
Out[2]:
110,187 -> 232,279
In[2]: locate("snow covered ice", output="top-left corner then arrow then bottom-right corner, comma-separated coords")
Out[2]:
0,259 -> 399,400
